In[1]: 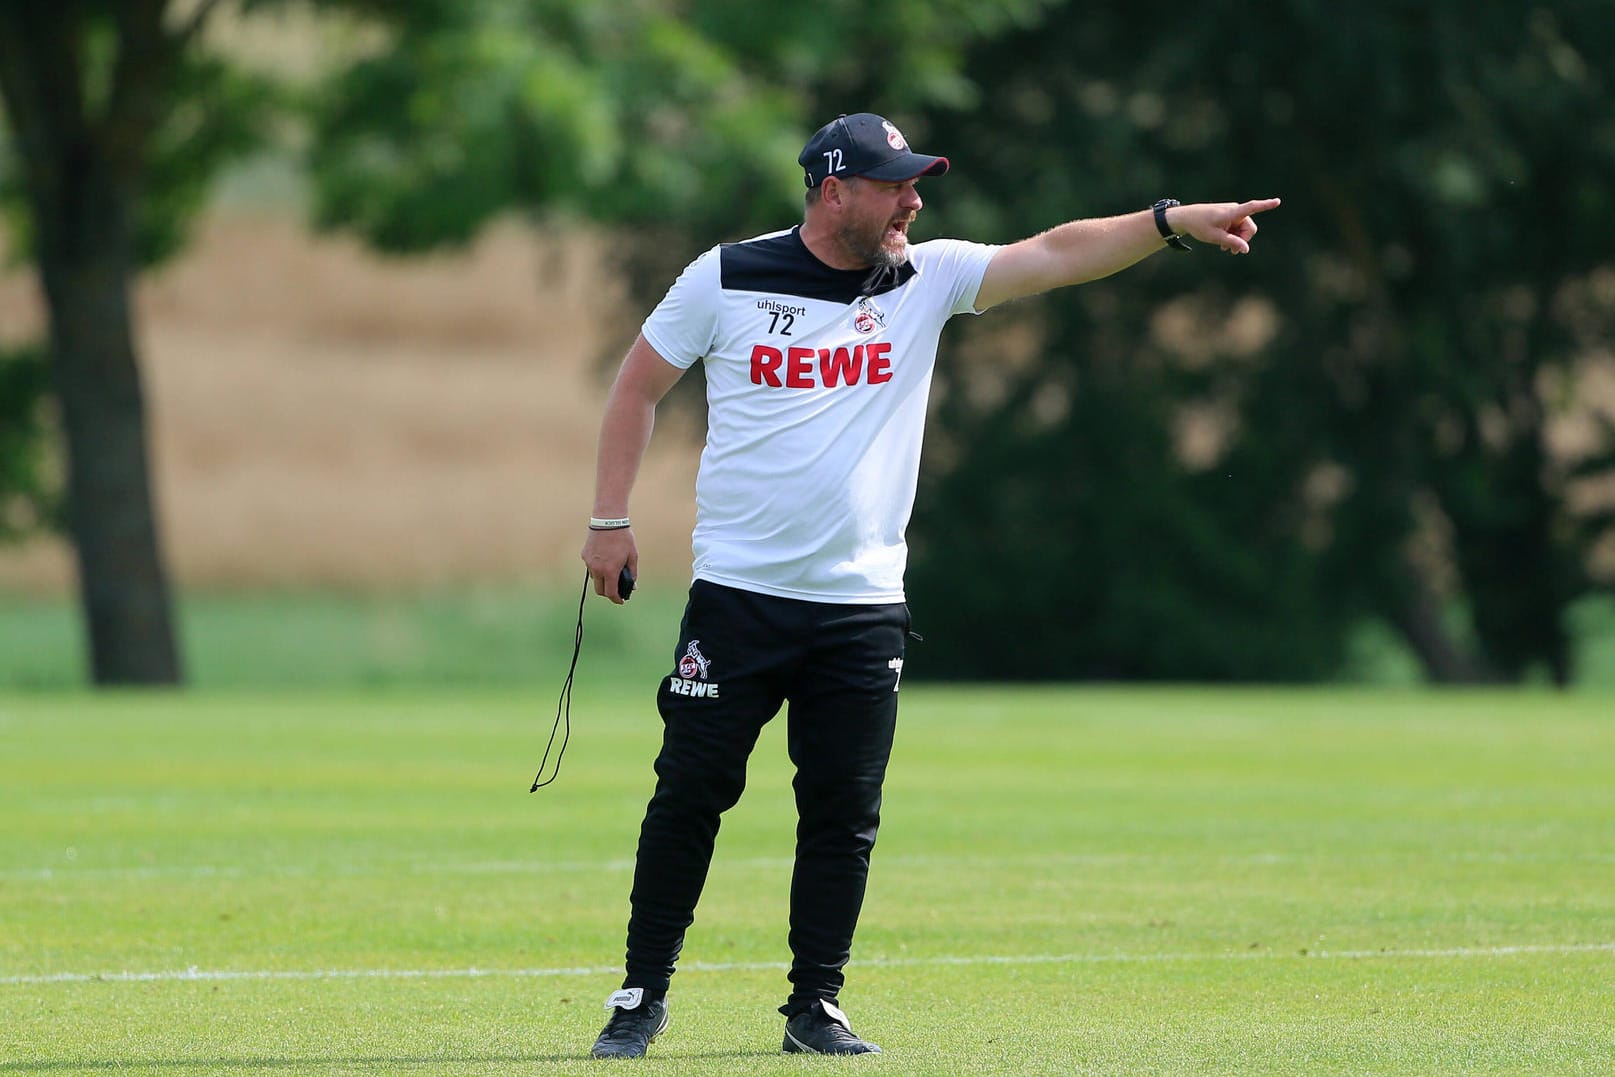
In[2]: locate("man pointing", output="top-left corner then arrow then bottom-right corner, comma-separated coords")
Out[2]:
580,111 -> 1279,1058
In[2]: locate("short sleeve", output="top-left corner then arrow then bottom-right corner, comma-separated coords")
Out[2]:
912,238 -> 1002,318
640,247 -> 721,369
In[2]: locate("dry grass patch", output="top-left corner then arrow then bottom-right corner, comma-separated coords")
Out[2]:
0,212 -> 700,592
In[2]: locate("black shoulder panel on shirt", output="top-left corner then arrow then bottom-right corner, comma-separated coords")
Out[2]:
720,228 -> 916,304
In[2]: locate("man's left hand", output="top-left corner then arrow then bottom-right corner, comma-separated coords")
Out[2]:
1173,198 -> 1282,254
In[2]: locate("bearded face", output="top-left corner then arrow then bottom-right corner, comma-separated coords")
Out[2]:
833,179 -> 918,268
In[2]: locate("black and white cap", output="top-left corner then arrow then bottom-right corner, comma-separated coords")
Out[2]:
798,113 -> 950,189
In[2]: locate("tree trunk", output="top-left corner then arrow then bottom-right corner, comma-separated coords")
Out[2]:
38,188 -> 184,686
1389,557 -> 1495,685
0,3 -> 184,685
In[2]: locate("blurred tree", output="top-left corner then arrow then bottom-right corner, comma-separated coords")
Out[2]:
304,0 -> 1056,250
0,0 -> 1055,685
0,0 -> 267,684
905,2 -> 1615,683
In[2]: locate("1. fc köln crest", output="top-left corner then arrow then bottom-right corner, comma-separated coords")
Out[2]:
854,297 -> 887,335
678,640 -> 711,680
668,640 -> 720,698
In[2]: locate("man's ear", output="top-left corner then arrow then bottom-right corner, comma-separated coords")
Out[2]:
821,175 -> 851,209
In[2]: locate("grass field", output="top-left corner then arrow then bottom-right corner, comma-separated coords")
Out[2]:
0,587 -> 691,691
3,683 -> 1612,1075
3,587 -> 1615,691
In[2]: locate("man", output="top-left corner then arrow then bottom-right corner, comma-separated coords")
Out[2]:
580,112 -> 1279,1059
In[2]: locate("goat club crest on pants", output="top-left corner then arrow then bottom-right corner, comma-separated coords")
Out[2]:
678,640 -> 711,680
669,640 -> 720,699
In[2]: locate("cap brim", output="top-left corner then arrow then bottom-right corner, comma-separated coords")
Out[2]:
857,153 -> 949,182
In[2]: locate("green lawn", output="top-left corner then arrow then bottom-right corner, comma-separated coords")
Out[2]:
1,587 -> 1613,690
2,686 -> 1612,1074
0,586 -> 690,691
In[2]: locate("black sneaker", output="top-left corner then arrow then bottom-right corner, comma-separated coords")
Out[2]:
590,989 -> 669,1060
782,999 -> 881,1055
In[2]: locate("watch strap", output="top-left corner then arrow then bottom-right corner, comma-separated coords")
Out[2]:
1152,198 -> 1192,252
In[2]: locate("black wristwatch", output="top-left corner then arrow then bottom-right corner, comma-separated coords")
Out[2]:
1152,198 -> 1192,252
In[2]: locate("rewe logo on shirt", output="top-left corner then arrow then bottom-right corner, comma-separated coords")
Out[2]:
749,342 -> 893,388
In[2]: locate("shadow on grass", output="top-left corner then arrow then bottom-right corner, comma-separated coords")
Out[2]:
0,1049 -> 779,1071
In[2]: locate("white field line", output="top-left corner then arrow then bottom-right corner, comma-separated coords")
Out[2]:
4,942 -> 1612,988
8,849 -> 1615,883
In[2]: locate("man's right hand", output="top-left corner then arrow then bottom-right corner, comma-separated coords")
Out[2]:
582,527 -> 638,604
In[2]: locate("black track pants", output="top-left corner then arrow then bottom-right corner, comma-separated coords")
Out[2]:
620,580 -> 908,1010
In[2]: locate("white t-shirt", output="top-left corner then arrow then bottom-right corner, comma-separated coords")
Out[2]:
642,226 -> 999,603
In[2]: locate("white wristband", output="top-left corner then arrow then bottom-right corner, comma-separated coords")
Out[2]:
589,516 -> 631,531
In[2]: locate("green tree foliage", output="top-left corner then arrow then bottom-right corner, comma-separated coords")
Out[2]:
905,2 -> 1615,682
0,344 -> 54,542
305,0 -> 1058,251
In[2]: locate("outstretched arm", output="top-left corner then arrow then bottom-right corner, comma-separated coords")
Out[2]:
973,198 -> 1281,311
580,333 -> 687,604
